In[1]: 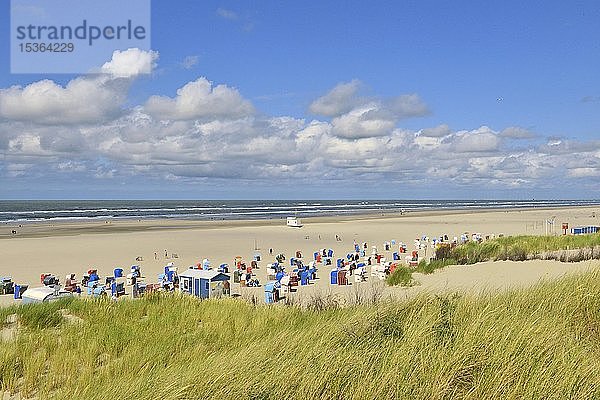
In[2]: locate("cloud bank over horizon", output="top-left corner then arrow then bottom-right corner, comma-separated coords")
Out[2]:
1,48 -> 598,198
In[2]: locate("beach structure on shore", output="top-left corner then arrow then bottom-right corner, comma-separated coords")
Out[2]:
264,281 -> 280,304
286,216 -> 303,227
21,286 -> 72,304
571,226 -> 600,235
179,269 -> 230,299
64,273 -> 80,293
13,284 -> 28,299
87,279 -> 107,297
158,263 -> 178,290
0,277 -> 14,296
218,263 -> 229,273
107,268 -> 127,297
330,267 -> 349,285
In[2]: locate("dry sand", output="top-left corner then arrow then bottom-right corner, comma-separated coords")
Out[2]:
1,206 -> 599,305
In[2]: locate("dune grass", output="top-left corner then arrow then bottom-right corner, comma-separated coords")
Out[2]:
385,265 -> 414,286
415,258 -> 458,275
3,270 -> 600,399
495,232 -> 600,252
448,233 -> 600,264
388,233 -> 600,287
386,259 -> 457,286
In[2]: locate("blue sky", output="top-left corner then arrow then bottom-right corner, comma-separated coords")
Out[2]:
1,1 -> 600,199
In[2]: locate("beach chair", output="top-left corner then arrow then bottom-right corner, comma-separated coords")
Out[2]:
354,271 -> 364,283
0,277 -> 14,295
371,265 -> 378,277
337,270 -> 348,285
218,264 -> 229,273
300,270 -> 310,286
13,284 -> 28,299
280,275 -> 291,294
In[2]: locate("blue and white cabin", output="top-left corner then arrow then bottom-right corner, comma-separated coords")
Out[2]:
571,226 -> 600,235
179,269 -> 230,299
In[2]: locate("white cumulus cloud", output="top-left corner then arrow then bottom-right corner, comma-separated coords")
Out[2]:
310,80 -> 429,139
101,48 -> 158,78
144,77 -> 255,120
331,104 -> 396,139
451,127 -> 501,153
309,80 -> 363,117
0,48 -> 158,125
2,51 -> 599,195
0,78 -> 123,125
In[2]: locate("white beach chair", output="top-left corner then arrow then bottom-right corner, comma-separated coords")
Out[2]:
280,275 -> 290,294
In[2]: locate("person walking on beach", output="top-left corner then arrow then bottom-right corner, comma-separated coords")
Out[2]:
165,250 -> 168,259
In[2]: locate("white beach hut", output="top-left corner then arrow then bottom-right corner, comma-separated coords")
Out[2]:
21,286 -> 73,305
286,216 -> 303,228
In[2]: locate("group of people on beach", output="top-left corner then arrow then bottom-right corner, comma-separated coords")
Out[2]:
154,250 -> 177,260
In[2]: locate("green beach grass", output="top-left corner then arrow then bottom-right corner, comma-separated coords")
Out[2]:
385,233 -> 600,287
3,269 -> 600,399
449,233 -> 600,264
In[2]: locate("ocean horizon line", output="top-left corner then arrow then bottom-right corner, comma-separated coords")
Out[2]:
1,199 -> 599,224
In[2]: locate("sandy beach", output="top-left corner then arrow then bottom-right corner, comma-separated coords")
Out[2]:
1,206 -> 599,305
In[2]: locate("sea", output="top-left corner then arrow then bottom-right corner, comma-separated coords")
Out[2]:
0,199 -> 599,224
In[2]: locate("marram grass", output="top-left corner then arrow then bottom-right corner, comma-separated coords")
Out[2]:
387,233 -> 600,286
450,233 -> 600,264
3,270 -> 600,399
